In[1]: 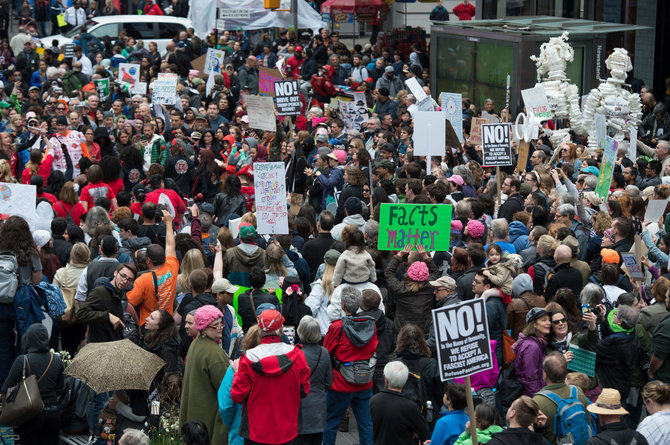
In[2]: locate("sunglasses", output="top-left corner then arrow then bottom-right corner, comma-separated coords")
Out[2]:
56,107 -> 66,111
551,318 -> 567,325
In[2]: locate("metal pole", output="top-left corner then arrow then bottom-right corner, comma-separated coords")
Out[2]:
291,0 -> 298,33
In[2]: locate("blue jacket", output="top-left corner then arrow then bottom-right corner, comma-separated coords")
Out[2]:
218,366 -> 242,445
431,409 -> 469,445
508,221 -> 531,254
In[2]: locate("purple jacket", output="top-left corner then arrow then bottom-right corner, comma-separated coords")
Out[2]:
512,333 -> 547,396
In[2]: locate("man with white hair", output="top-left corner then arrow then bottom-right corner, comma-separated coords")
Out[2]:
486,218 -> 516,255
370,361 -> 429,445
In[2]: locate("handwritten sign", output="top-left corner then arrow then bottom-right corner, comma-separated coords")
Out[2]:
469,117 -> 489,146
274,80 -> 301,116
259,67 -> 282,97
152,73 -> 178,105
377,203 -> 452,251
118,63 -> 140,86
432,299 -> 493,380
521,86 -> 551,121
204,48 -> 225,75
253,162 -> 288,235
246,95 -> 277,132
481,123 -> 513,167
621,252 -> 645,281
595,136 -> 618,199
413,111 -> 445,157
441,92 -> 463,144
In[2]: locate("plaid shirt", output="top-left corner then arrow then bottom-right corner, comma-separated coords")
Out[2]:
637,410 -> 670,445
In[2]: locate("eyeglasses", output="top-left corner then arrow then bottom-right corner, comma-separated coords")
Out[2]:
117,272 -> 134,282
207,322 -> 223,329
551,318 -> 567,325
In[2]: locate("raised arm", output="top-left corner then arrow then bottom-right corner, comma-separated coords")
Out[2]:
162,210 -> 176,258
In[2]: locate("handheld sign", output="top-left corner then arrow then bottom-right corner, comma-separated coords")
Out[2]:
440,92 -> 463,144
253,162 -> 288,235
274,80 -> 301,116
644,199 -> 667,225
93,78 -> 109,101
595,114 -> 607,150
246,96 -> 277,132
481,123 -> 513,167
621,252 -> 645,281
377,203 -> 452,251
0,182 -> 38,231
594,136 -> 617,199
432,299 -> 493,380
152,73 -> 178,105
469,117 -> 489,146
521,86 -> 551,121
413,111 -> 445,157
259,67 -> 283,96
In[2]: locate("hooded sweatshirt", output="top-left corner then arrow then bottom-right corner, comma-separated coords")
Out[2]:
222,243 -> 266,287
508,221 -> 531,253
231,336 -> 311,444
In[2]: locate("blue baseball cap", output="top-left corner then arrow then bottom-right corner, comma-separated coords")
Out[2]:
581,166 -> 600,176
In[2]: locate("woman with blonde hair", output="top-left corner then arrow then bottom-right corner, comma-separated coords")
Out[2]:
305,249 -> 340,336
638,381 -> 670,444
176,248 -> 206,295
0,159 -> 16,182
263,242 -> 297,291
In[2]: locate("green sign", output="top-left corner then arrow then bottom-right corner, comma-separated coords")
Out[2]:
378,203 -> 452,251
595,136 -> 618,199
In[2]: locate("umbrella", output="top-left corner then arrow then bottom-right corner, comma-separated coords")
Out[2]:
64,339 -> 166,393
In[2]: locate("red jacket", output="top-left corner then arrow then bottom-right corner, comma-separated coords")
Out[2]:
324,316 -> 378,393
231,337 -> 310,444
21,153 -> 53,185
145,188 -> 186,218
286,55 -> 304,80
453,2 -> 475,20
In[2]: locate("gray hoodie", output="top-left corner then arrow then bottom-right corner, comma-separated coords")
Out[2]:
331,214 -> 366,241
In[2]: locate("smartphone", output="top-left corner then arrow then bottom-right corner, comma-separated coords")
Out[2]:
581,304 -> 590,315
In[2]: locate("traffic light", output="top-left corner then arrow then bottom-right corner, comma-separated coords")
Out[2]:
264,0 -> 280,9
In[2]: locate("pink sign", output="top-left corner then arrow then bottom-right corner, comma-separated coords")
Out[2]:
259,67 -> 282,97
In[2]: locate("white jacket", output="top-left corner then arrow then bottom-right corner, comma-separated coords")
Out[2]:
64,6 -> 86,27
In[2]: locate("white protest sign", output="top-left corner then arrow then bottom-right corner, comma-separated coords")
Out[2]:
204,48 -> 225,75
440,92 -> 463,143
118,63 -> 140,85
0,182 -> 38,231
521,86 -> 552,121
595,113 -> 607,150
253,162 -> 288,235
628,126 -> 637,161
246,95 -> 276,132
644,200 -> 667,225
413,111 -> 445,157
274,80 -> 301,116
152,73 -> 178,105
132,82 -> 147,95
218,8 -> 251,19
216,19 -> 226,30
404,77 -> 427,102
432,299 -> 493,380
481,123 -> 513,167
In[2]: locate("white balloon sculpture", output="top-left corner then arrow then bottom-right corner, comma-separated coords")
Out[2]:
529,31 -> 582,147
579,48 -> 642,150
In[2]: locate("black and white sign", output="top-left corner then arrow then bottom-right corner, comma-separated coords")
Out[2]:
274,80 -> 301,116
63,44 -> 75,59
482,123 -> 513,167
432,299 -> 493,381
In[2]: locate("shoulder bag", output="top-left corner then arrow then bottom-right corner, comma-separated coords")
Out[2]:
0,353 -> 53,427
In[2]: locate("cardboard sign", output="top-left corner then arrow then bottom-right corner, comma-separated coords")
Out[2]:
0,182 -> 37,231
259,67 -> 283,97
469,117 -> 489,146
481,123 -> 513,167
246,95 -> 276,132
152,73 -> 178,105
93,78 -> 109,101
595,136 -> 617,199
595,113 -> 607,150
253,162 -> 288,235
118,63 -> 140,86
521,86 -> 552,121
377,203 -> 452,251
432,299 -> 493,380
516,140 -> 530,172
413,111 -> 445,157
274,80 -> 301,116
441,92 -> 463,143
644,199 -> 668,225
621,252 -> 645,281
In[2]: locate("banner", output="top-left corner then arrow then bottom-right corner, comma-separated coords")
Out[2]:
274,80 -> 301,116
377,203 -> 452,251
595,136 -> 617,199
469,117 -> 489,146
0,182 -> 37,231
246,95 -> 276,132
521,86 -> 551,121
413,111 -> 445,157
152,73 -> 178,105
253,162 -> 288,235
481,123 -> 513,167
259,67 -> 283,96
432,299 -> 493,380
440,92 -> 463,143
93,78 -> 109,101
118,63 -> 140,86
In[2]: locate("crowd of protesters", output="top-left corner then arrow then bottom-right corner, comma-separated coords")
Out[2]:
1,2 -> 670,445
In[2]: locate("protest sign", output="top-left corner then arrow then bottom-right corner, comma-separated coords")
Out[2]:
253,162 -> 288,235
274,80 -> 301,116
0,182 -> 37,231
246,95 -> 276,132
132,82 -> 147,95
63,44 -> 75,59
204,48 -> 225,75
377,203 -> 452,251
595,113 -> 607,150
621,252 -> 645,281
405,77 -> 427,102
259,67 -> 283,96
413,111 -> 445,157
567,345 -> 596,377
521,86 -> 552,121
481,123 -> 513,167
481,110 -> 500,124
595,136 -> 617,199
628,126 -> 637,161
440,92 -> 463,143
432,299 -> 493,380
118,63 -> 140,86
152,73 -> 178,105
93,78 -> 109,101
469,117 -> 489,146
644,199 -> 667,225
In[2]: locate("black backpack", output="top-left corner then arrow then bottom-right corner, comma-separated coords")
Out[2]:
59,375 -> 93,434
57,202 -> 75,225
400,359 -> 434,421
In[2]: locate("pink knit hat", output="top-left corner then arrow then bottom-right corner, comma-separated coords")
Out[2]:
194,305 -> 223,331
407,261 -> 429,282
466,220 -> 485,239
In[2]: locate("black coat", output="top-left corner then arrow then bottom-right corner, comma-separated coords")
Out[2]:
488,427 -> 551,445
237,289 -> 280,333
594,332 -> 642,401
76,277 -> 124,344
544,262 -> 584,301
336,183 -> 363,224
585,421 -> 648,445
370,390 -> 429,445
456,265 -> 483,301
52,235 -> 72,267
301,233 -> 334,282
498,193 -> 525,222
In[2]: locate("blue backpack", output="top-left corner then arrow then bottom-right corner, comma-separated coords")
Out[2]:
537,385 -> 595,445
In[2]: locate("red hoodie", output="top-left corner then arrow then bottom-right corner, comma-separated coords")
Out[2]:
231,336 -> 310,444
